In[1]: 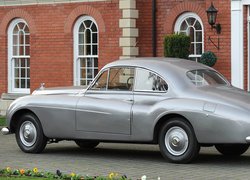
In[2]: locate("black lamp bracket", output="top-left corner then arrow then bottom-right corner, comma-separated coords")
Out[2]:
208,35 -> 219,50
212,23 -> 221,34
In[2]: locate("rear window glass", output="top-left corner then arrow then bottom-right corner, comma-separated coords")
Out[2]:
187,69 -> 228,86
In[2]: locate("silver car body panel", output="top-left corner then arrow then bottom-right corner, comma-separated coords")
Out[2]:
5,58 -> 250,144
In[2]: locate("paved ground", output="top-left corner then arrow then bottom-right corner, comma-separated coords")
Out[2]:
1,133 -> 250,179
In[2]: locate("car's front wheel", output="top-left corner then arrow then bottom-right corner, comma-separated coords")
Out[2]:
158,118 -> 200,163
15,113 -> 47,153
215,144 -> 249,156
75,140 -> 99,149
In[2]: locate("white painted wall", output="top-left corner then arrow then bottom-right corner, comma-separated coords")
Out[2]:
231,1 -> 244,89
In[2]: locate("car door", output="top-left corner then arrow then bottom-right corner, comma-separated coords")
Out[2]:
76,67 -> 135,135
131,68 -> 169,140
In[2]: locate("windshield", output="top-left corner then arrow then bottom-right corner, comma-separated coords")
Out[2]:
187,69 -> 228,86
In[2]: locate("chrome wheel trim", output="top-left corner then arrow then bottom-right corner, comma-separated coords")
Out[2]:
19,121 -> 37,147
165,126 -> 189,156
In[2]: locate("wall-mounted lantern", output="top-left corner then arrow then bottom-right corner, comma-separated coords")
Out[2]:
206,3 -> 221,49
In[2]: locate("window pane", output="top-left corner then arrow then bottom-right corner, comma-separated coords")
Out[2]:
25,46 -> 30,56
24,25 -> 29,33
86,45 -> 91,55
87,69 -> 93,78
93,45 -> 98,55
21,58 -> 26,67
18,22 -> 25,30
108,68 -> 134,91
80,58 -> 86,68
86,29 -> 91,44
80,68 -> 86,78
186,17 -> 196,26
80,80 -> 87,86
94,58 -> 98,67
91,23 -> 97,32
91,70 -> 108,90
13,46 -> 18,56
25,35 -> 30,45
13,25 -> 19,34
180,21 -> 188,31
27,69 -> 30,77
15,79 -> 20,88
79,34 -> 84,44
79,24 -> 85,32
196,32 -> 202,42
92,33 -> 97,43
19,45 -> 24,55
21,79 -> 25,88
13,35 -> 18,45
196,43 -> 202,55
19,31 -> 24,45
86,58 -> 92,67
189,27 -> 194,41
194,21 -> 202,30
84,20 -> 92,28
79,45 -> 84,55
27,79 -> 30,88
14,68 -> 19,77
190,43 -> 194,54
135,69 -> 168,92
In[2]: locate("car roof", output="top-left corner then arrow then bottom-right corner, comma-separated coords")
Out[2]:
105,57 -> 209,73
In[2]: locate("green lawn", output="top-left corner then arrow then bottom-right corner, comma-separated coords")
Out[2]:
0,116 -> 6,126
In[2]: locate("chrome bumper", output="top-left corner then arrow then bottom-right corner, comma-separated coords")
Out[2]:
1,127 -> 10,135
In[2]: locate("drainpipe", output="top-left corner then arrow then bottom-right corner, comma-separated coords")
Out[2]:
152,0 -> 157,57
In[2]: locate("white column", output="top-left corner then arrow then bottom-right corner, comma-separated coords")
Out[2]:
231,1 -> 244,89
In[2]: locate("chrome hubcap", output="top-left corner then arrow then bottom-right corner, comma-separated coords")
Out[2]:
19,121 -> 37,147
165,126 -> 189,156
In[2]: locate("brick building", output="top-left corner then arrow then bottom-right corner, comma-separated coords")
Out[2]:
0,0 -> 248,114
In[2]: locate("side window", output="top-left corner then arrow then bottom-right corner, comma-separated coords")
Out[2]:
91,70 -> 108,90
108,68 -> 134,91
135,68 -> 168,92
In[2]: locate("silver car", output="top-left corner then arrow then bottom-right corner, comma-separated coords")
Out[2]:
2,57 -> 250,163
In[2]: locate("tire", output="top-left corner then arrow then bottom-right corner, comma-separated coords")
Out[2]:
158,118 -> 200,163
75,140 -> 99,149
215,144 -> 249,156
15,113 -> 47,153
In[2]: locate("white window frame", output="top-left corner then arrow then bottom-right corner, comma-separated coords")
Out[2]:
174,12 -> 204,62
8,18 -> 30,94
73,16 -> 99,86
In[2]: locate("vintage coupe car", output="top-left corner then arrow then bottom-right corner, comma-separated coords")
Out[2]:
2,57 -> 250,163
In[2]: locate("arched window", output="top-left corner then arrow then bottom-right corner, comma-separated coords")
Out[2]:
73,16 -> 98,86
174,12 -> 204,62
8,19 -> 30,93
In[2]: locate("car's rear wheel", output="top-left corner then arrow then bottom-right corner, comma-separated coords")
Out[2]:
15,113 -> 47,153
215,144 -> 249,156
158,118 -> 200,163
75,140 -> 99,149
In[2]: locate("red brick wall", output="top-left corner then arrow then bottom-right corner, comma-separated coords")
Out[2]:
0,1 -> 121,94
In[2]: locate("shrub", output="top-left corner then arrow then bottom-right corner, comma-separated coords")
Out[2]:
164,33 -> 190,59
199,51 -> 217,67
